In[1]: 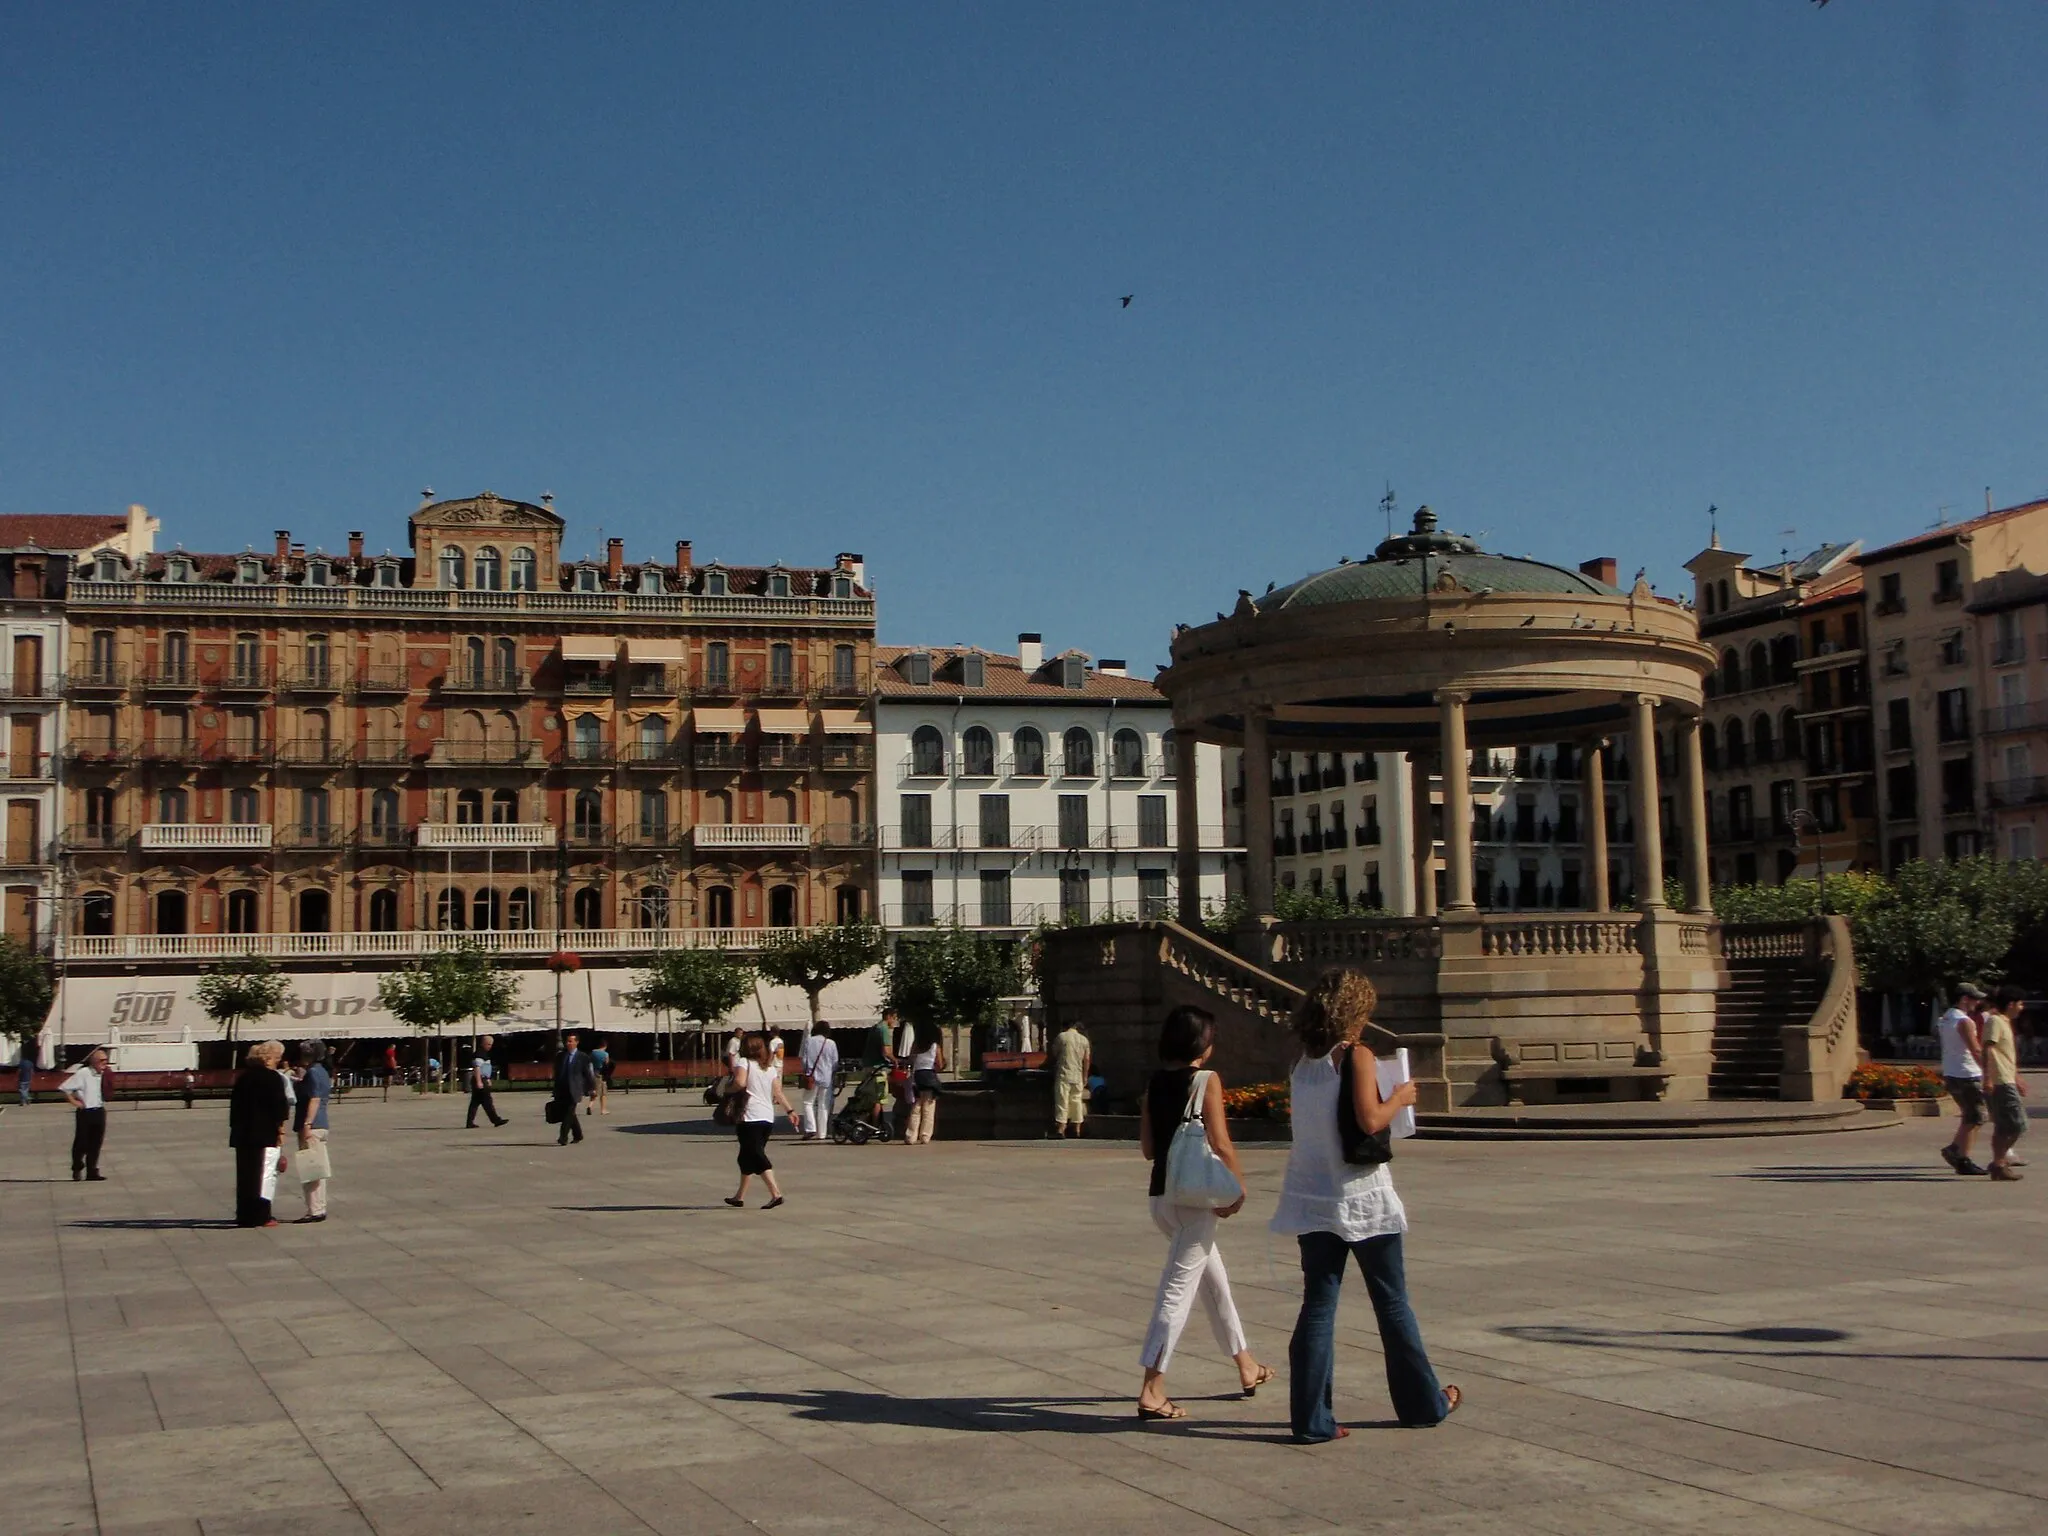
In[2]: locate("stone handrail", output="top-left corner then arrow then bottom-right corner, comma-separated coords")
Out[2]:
1720,921 -> 1810,961
1275,919 -> 1442,966
1155,921 -> 1411,1057
1779,914 -> 1858,1102
1479,918 -> 1642,957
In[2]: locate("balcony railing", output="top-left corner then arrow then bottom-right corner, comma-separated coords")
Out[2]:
561,741 -> 617,767
820,742 -> 874,771
215,739 -> 273,764
65,665 -> 126,692
881,902 -> 1048,930
416,822 -> 557,849
1987,775 -> 2048,809
564,823 -> 612,849
695,743 -> 749,770
353,664 -> 409,693
626,665 -> 680,697
1982,701 -> 2048,735
616,823 -> 687,848
142,740 -> 201,763
818,821 -> 875,847
357,738 -> 417,765
63,743 -> 129,767
442,667 -> 531,695
218,665 -> 273,691
0,673 -> 52,699
434,742 -> 540,766
1993,637 -> 2028,667
275,739 -> 349,765
563,670 -> 614,696
759,741 -> 813,770
759,672 -> 802,698
64,824 -> 130,850
140,823 -> 272,850
66,578 -> 874,625
693,824 -> 811,850
53,925 -> 817,962
143,665 -> 198,691
357,825 -> 412,849
276,824 -> 348,849
618,740 -> 679,767
1,753 -> 52,781
280,666 -> 342,692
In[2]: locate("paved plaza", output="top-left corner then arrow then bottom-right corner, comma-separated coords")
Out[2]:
3,1086 -> 2044,1536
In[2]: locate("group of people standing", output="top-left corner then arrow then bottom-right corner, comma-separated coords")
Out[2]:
227,1039 -> 334,1227
1938,983 -> 2030,1180
1131,971 -> 1459,1444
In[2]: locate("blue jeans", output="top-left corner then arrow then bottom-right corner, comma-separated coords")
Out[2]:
1289,1230 -> 1447,1440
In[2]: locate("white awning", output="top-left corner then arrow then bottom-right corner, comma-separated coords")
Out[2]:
756,708 -> 812,735
692,707 -> 749,733
625,638 -> 687,663
561,636 -> 619,662
820,709 -> 872,735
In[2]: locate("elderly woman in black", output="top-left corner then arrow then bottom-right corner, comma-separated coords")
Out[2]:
229,1040 -> 291,1228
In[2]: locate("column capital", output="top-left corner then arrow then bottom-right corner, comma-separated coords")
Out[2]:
1630,692 -> 1663,711
1436,687 -> 1471,707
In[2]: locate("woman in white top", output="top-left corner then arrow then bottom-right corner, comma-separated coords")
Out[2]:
902,1026 -> 947,1145
1272,969 -> 1458,1442
725,1034 -> 794,1209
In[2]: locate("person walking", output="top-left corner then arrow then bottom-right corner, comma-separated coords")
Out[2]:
1937,983 -> 1990,1176
1134,1005 -> 1273,1422
293,1041 -> 334,1224
229,1041 -> 291,1228
181,1069 -> 196,1110
1273,969 -> 1458,1443
589,1036 -> 612,1115
60,1047 -> 110,1182
864,1008 -> 897,1072
725,1034 -> 792,1208
903,1025 -> 947,1145
466,1033 -> 508,1128
1053,1021 -> 1092,1138
552,1031 -> 597,1145
1983,986 -> 2029,1183
18,1033 -> 38,1107
798,1020 -> 840,1140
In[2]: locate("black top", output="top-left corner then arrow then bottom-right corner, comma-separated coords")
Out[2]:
1146,1066 -> 1199,1198
227,1066 -> 289,1148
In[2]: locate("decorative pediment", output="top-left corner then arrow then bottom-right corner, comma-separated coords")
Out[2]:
413,493 -> 563,532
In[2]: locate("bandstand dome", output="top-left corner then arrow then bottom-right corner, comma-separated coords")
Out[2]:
1262,506 -> 1621,610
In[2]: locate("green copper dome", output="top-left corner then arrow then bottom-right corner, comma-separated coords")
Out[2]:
1260,506 -> 1620,610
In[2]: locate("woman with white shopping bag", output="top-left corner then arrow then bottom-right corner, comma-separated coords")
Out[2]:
228,1040 -> 292,1228
1134,1004 -> 1275,1422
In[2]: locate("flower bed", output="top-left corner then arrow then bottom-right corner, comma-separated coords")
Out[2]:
1847,1063 -> 1944,1102
1223,1082 -> 1290,1120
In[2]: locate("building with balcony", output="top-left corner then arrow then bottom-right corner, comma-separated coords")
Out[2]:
1858,497 -> 2048,865
874,636 -> 1235,933
1969,566 -> 2048,862
57,491 -> 876,957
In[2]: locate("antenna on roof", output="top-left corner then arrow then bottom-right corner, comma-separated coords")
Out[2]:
1932,505 -> 1951,529
1708,503 -> 1719,549
1380,483 -> 1397,543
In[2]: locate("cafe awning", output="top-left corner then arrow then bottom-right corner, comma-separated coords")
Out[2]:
561,636 -> 620,662
756,708 -> 812,735
625,638 -> 688,663
692,707 -> 749,733
820,709 -> 873,734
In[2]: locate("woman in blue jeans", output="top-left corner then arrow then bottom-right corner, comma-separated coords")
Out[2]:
1271,969 -> 1460,1442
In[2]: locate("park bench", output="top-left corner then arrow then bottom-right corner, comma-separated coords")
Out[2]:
1499,1061 -> 1671,1104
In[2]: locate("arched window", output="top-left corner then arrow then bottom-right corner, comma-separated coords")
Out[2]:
490,789 -> 517,824
154,890 -> 187,935
1063,727 -> 1095,778
232,632 -> 261,685
455,788 -> 484,824
226,890 -> 258,934
436,888 -> 465,930
1752,712 -> 1775,763
638,885 -> 671,929
474,547 -> 502,591
573,887 -> 601,929
1720,648 -> 1742,694
1700,721 -> 1719,770
1781,707 -> 1801,759
574,788 -> 602,836
961,726 -> 996,777
472,888 -> 501,931
638,788 -> 667,835
368,889 -> 398,932
157,787 -> 189,823
164,630 -> 189,678
82,892 -> 115,936
705,641 -> 730,688
769,886 -> 798,927
1746,641 -> 1769,686
1112,728 -> 1145,778
1718,579 -> 1730,612
300,787 -> 330,832
509,547 -> 536,591
572,714 -> 601,760
463,636 -> 486,683
494,637 -> 517,682
229,787 -> 259,824
704,885 -> 734,928
370,788 -> 400,834
507,887 -> 534,930
911,725 -> 945,776
638,715 -> 667,752
89,630 -> 116,678
1012,727 -> 1045,777
1723,717 -> 1746,768
298,890 -> 331,934
1162,730 -> 1179,779
439,546 -> 465,589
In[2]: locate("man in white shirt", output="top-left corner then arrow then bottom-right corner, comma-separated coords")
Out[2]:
1937,984 -> 1989,1176
466,1033 -> 508,1128
61,1047 -> 110,1182
798,1022 -> 841,1140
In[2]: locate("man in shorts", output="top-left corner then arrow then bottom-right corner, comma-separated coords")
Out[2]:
1982,986 -> 2029,1183
1937,983 -> 1988,1176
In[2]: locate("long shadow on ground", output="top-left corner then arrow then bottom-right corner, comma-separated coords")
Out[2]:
1498,1322 -> 2048,1364
718,1388 -> 1307,1442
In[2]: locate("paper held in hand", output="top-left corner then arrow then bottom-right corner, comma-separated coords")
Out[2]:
1376,1048 -> 1417,1140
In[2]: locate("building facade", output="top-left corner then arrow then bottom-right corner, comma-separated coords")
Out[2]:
1970,568 -> 2048,862
874,636 -> 1235,931
59,493 -> 876,955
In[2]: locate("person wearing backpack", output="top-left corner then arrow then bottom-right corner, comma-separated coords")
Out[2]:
1133,1004 -> 1274,1422
1273,969 -> 1458,1442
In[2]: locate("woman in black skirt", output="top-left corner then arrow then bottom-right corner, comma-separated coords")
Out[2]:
726,1033 -> 795,1209
228,1041 -> 291,1227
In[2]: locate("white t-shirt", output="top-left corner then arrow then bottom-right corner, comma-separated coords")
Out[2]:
1936,1008 -> 1982,1080
60,1065 -> 104,1110
896,1024 -> 917,1061
725,1034 -> 742,1064
1269,1050 -> 1408,1242
910,1041 -> 940,1075
737,1060 -> 778,1123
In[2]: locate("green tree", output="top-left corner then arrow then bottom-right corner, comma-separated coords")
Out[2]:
193,953 -> 294,1044
624,946 -> 756,1050
0,936 -> 53,1053
1856,858 -> 2018,997
1712,870 -> 1892,925
754,922 -> 885,1028
885,925 -> 1023,1068
377,944 -> 517,1088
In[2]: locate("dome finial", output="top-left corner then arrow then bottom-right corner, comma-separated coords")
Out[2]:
1414,504 -> 1437,535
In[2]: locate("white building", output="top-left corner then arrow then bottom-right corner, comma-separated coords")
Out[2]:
874,635 -> 1237,932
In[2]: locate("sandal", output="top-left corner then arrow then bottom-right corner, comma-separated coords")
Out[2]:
1136,1400 -> 1187,1422
723,1196 -> 745,1207
1443,1385 -> 1462,1417
1240,1364 -> 1278,1398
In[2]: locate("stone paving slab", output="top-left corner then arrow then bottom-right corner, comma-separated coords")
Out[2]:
2,1086 -> 2044,1535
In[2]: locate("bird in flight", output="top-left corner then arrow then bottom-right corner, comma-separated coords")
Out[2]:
1120,295 -> 1133,308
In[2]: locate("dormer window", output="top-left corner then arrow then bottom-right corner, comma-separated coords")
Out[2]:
1060,656 -> 1085,690
375,560 -> 400,587
94,554 -> 122,582
439,546 -> 466,589
832,575 -> 853,599
574,566 -> 602,593
305,558 -> 331,587
165,556 -> 192,584
959,654 -> 985,689
509,547 -> 536,591
767,572 -> 790,598
236,557 -> 263,585
637,568 -> 664,595
901,652 -> 932,686
705,570 -> 728,597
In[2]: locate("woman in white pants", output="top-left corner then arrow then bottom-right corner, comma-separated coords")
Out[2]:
1135,1004 -> 1274,1421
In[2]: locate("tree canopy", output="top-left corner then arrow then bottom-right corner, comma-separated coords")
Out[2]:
193,953 -> 293,1043
623,946 -> 756,1032
885,926 -> 1022,1041
0,937 -> 52,1048
376,944 -> 519,1038
754,922 -> 885,1025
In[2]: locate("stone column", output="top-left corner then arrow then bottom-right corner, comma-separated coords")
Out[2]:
1242,712 -> 1275,917
1439,692 -> 1475,911
1676,712 -> 1711,912
1629,693 -> 1665,910
1584,737 -> 1610,912
1175,731 -> 1203,926
1408,750 -> 1437,918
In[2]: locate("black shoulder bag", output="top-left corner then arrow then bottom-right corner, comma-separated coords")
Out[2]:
1336,1044 -> 1394,1167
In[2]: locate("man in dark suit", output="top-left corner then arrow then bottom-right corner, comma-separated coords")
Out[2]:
553,1031 -> 597,1146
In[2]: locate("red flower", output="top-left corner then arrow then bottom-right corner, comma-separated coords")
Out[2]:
547,950 -> 582,973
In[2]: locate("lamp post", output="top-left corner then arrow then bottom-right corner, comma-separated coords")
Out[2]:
1789,808 -> 1825,916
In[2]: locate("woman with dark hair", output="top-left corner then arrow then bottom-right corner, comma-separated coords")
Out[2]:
726,1034 -> 793,1209
1134,1004 -> 1273,1421
228,1041 -> 291,1228
1273,969 -> 1457,1442
903,1024 -> 947,1145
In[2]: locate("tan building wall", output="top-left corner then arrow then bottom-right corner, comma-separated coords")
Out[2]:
1970,570 -> 2048,861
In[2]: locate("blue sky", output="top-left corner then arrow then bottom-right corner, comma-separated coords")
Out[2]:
4,2 -> 2044,670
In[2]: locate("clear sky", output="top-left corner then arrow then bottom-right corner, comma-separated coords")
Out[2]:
5,3 -> 2044,671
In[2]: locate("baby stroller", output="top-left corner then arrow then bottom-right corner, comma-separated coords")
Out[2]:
831,1065 -> 895,1144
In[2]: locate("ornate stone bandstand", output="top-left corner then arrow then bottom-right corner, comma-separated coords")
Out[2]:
1145,508 -> 1803,1107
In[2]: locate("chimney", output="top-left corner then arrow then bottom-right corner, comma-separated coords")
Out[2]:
837,551 -> 865,587
275,530 -> 291,564
606,537 -> 624,584
1018,632 -> 1043,672
126,502 -> 157,556
675,540 -> 692,573
1098,659 -> 1127,678
348,530 -> 364,562
1580,557 -> 1618,587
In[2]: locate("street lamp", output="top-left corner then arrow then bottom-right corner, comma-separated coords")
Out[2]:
1788,808 -> 1825,916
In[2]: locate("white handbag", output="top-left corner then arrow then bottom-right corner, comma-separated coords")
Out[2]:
1163,1069 -> 1243,1210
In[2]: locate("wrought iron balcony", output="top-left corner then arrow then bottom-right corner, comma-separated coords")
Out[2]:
694,742 -> 749,770
820,741 -> 874,771
275,739 -> 349,765
441,667 -> 531,695
1987,775 -> 2048,809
